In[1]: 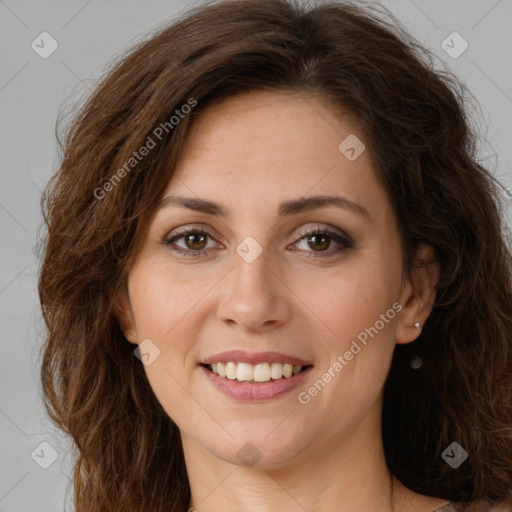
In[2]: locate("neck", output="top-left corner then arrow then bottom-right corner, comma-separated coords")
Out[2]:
182,404 -> 408,512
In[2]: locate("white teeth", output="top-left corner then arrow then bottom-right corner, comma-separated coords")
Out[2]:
236,362 -> 254,382
254,363 -> 270,382
225,362 -> 237,380
207,361 -> 305,382
270,362 -> 283,379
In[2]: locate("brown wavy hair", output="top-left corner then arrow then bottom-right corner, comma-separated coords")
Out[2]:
38,0 -> 512,510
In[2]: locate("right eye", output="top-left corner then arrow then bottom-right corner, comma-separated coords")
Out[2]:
163,228 -> 219,257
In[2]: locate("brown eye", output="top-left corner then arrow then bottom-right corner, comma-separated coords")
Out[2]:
164,225 -> 353,259
306,233 -> 331,252
164,229 -> 216,257
293,227 -> 354,258
183,232 -> 208,251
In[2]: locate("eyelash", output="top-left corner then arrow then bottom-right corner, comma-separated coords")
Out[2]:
162,225 -> 354,259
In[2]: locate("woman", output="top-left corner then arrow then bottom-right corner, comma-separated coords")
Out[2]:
38,0 -> 512,510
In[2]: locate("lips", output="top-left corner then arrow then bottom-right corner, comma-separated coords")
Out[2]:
199,350 -> 314,401
201,350 -> 313,367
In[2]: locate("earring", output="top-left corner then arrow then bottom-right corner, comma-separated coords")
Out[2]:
409,355 -> 422,369
413,322 -> 421,329
124,329 -> 135,341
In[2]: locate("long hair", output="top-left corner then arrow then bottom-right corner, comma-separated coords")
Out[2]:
38,0 -> 512,510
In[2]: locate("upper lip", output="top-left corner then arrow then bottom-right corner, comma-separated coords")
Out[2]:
201,350 -> 313,367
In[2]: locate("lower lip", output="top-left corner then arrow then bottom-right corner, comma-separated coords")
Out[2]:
200,365 -> 313,402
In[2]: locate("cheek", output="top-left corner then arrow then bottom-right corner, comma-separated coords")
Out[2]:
130,265 -> 205,422
141,360 -> 208,436
301,259 -> 400,341
127,262 -> 210,402
296,254 -> 401,395
130,258 -> 211,339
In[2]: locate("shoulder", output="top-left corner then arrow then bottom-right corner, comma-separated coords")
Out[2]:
435,497 -> 512,512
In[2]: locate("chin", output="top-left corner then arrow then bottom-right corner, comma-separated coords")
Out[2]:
199,427 -> 310,469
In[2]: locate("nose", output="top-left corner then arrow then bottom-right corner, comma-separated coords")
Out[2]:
217,245 -> 292,334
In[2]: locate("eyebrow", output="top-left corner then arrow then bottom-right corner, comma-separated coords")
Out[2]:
158,193 -> 370,219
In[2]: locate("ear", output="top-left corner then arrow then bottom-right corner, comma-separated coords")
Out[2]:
395,243 -> 440,344
112,283 -> 138,345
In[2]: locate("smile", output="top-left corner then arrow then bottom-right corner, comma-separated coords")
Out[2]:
206,361 -> 306,382
200,350 -> 314,401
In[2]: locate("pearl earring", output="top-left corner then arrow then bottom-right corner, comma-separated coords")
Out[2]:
413,322 -> 421,329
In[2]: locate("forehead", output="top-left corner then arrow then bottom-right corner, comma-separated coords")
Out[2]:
161,90 -> 386,221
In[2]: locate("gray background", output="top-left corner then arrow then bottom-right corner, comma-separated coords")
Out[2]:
1,0 -> 511,510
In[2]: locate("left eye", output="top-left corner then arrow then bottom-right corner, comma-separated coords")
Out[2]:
293,229 -> 351,255
163,226 -> 353,258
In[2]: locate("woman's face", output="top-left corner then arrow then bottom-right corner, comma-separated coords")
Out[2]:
116,90 -> 430,468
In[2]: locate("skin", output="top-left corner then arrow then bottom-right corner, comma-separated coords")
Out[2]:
115,90 -> 448,512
